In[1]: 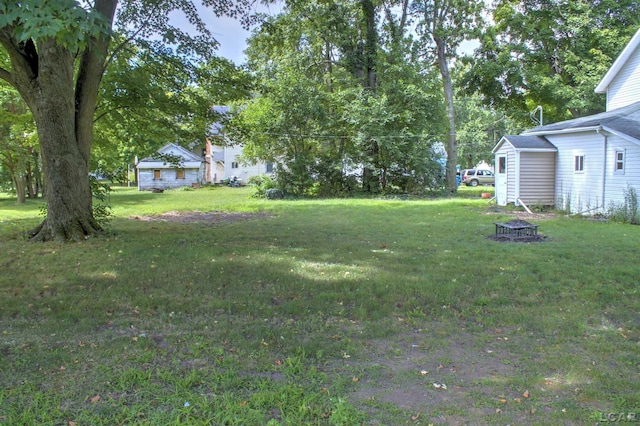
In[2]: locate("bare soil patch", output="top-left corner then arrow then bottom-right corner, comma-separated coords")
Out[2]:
130,210 -> 273,224
342,325 -> 548,425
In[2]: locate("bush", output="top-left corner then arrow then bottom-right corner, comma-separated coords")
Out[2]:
247,174 -> 277,198
608,186 -> 639,224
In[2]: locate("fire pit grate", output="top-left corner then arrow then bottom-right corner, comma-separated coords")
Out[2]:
494,220 -> 539,242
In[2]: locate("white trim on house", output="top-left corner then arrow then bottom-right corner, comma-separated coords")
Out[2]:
595,28 -> 640,93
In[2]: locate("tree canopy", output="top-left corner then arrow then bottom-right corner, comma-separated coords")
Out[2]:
0,0 -> 255,241
1,0 -> 638,241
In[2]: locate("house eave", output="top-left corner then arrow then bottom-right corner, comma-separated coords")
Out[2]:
137,161 -> 202,169
523,126 -> 603,136
601,126 -> 640,146
595,28 -> 640,93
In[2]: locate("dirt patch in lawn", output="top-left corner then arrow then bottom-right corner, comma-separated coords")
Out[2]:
341,325 -> 553,425
130,210 -> 273,224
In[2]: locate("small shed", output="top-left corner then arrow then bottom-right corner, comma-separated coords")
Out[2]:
137,143 -> 204,191
492,135 -> 557,207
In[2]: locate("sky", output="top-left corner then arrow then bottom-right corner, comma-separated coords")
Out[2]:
172,2 -> 479,65
170,2 -> 283,65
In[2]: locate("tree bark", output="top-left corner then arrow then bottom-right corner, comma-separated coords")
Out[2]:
435,37 -> 458,193
25,39 -> 99,241
13,175 -> 26,204
0,0 -> 118,241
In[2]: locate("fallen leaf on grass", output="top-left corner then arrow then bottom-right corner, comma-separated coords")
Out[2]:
90,394 -> 100,403
523,390 -> 530,398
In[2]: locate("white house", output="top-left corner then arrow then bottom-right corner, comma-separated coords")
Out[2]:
206,106 -> 273,185
493,28 -> 640,214
137,143 -> 204,191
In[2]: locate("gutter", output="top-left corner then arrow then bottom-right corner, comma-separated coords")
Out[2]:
523,126 -> 602,137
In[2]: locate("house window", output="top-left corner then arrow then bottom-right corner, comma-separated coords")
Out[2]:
574,155 -> 584,172
614,150 -> 625,174
231,161 -> 239,169
265,162 -> 273,173
153,169 -> 161,180
176,169 -> 185,179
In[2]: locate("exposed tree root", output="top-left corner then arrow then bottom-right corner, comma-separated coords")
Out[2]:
27,216 -> 103,242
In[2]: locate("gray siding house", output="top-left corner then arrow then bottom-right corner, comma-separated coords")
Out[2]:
137,143 -> 204,191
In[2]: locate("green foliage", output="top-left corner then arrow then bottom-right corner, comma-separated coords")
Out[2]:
0,78 -> 40,201
0,0 -> 111,50
607,186 -> 640,224
454,92 -> 522,168
464,0 -> 640,123
92,36 -> 253,177
247,174 -> 277,198
229,2 -> 449,197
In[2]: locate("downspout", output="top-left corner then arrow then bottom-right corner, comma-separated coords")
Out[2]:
597,128 -> 607,212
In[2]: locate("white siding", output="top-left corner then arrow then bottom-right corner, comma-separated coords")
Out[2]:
138,167 -> 201,191
548,132 -> 606,214
603,135 -> 640,210
222,145 -> 272,183
519,152 -> 556,205
607,44 -> 640,111
493,143 -> 517,204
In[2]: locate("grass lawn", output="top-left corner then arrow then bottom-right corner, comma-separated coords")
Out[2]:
1,186 -> 638,425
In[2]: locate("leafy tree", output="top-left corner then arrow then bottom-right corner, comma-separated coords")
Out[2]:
455,94 -> 521,169
232,0 -> 447,196
0,0 -> 255,241
411,0 -> 484,193
464,0 -> 640,124
92,38 -> 252,185
0,81 -> 39,203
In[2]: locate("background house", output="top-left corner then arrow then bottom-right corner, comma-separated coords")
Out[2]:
494,28 -> 640,214
137,143 -> 204,191
206,106 -> 273,185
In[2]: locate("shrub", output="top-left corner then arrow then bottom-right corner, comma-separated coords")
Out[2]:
608,185 -> 640,224
247,174 -> 277,198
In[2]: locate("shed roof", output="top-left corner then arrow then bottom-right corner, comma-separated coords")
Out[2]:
523,101 -> 640,144
138,143 -> 203,164
492,135 -> 556,154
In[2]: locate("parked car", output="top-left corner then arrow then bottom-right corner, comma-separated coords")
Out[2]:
461,169 -> 494,186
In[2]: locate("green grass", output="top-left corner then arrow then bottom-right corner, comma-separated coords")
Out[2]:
1,185 -> 638,425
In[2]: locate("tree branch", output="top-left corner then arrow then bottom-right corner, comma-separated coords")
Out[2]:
93,105 -> 131,123
0,66 -> 13,85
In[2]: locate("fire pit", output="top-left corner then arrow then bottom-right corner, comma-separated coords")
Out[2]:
494,220 -> 539,242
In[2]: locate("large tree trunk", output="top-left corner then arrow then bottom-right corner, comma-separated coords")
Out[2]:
435,37 -> 458,193
25,40 -> 101,242
0,0 -> 117,241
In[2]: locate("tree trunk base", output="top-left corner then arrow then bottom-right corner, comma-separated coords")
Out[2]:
27,216 -> 103,242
